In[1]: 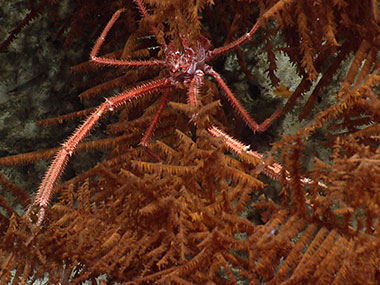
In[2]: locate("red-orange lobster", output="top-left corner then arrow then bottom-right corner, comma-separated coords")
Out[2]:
28,0 -> 283,224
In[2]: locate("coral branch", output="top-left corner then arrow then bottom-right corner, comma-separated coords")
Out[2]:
90,8 -> 165,67
133,0 -> 167,49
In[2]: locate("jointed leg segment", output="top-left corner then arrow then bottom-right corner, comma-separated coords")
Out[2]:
206,66 -> 281,133
31,78 -> 170,225
90,8 -> 165,68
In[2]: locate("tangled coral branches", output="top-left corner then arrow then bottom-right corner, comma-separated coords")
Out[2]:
1,0 -> 380,283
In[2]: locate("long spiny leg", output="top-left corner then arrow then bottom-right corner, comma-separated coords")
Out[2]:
207,17 -> 282,132
209,18 -> 261,58
207,126 -> 281,180
140,89 -> 171,147
30,78 -> 171,225
208,126 -> 327,188
139,77 -> 204,162
206,66 -> 281,133
90,9 -> 165,68
139,90 -> 172,163
187,70 -> 204,107
187,70 -> 205,123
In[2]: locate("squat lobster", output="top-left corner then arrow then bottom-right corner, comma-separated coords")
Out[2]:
29,0 -> 282,225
